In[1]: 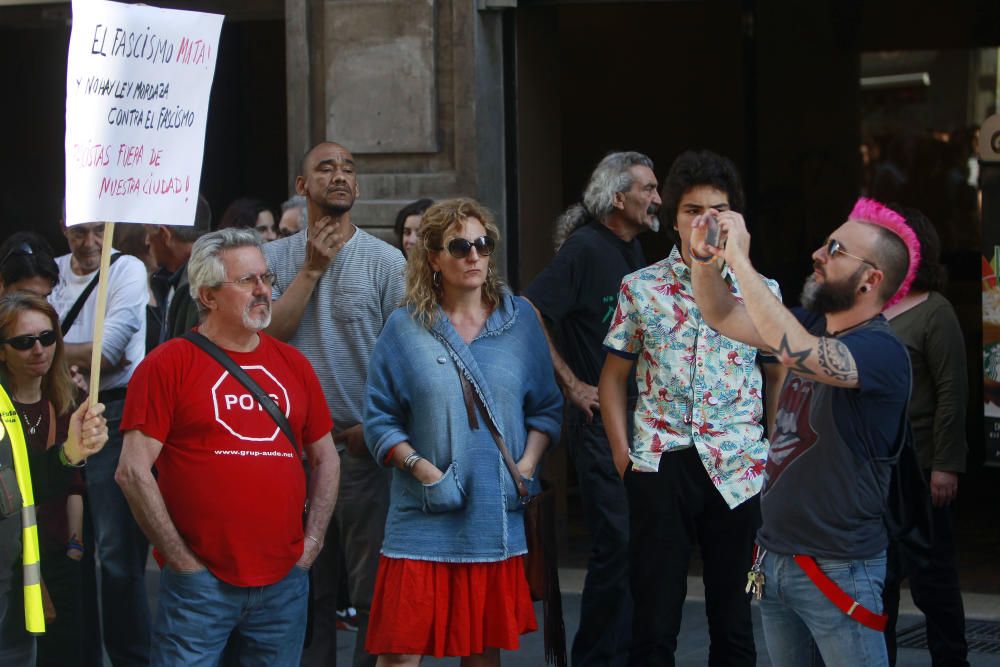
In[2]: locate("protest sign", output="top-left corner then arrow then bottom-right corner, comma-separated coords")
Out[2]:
65,0 -> 223,227
64,0 -> 223,401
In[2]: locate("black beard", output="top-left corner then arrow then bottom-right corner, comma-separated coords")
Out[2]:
800,268 -> 864,314
322,200 -> 354,216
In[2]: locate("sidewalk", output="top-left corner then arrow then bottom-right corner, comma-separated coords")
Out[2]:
329,568 -> 1000,666
136,561 -> 1000,665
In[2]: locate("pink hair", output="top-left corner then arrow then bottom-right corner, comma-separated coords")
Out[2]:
848,197 -> 921,308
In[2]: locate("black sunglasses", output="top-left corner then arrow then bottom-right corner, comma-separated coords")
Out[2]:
825,238 -> 879,271
0,242 -> 34,269
0,330 -> 57,351
435,235 -> 496,259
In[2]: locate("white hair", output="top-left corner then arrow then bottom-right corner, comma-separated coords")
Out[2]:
553,151 -> 654,248
188,228 -> 261,314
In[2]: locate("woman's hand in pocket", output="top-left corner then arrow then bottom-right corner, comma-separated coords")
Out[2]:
517,429 -> 547,481
420,462 -> 466,513
412,459 -> 445,485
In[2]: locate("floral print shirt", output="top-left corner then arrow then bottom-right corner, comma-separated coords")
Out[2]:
603,247 -> 781,508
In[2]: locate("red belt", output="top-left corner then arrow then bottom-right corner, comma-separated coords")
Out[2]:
793,555 -> 888,632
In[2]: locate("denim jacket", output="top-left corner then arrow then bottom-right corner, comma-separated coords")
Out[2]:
364,292 -> 563,562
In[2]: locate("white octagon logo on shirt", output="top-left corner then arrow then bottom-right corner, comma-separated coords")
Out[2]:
211,366 -> 291,442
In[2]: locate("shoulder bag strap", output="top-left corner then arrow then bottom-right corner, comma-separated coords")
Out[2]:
456,366 -> 529,499
60,253 -> 123,335
182,331 -> 301,459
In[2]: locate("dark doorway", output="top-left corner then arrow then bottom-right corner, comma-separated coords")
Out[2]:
511,0 -> 1000,594
0,2 -> 288,254
514,0 -> 750,285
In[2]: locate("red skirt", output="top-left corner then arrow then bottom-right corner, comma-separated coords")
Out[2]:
365,555 -> 537,657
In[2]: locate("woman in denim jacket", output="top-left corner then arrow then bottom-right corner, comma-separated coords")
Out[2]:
363,198 -> 562,666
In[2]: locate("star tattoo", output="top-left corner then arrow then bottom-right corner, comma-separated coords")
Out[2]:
776,334 -> 814,376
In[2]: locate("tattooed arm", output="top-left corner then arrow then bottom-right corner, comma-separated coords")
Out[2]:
690,254 -> 772,351
691,211 -> 860,388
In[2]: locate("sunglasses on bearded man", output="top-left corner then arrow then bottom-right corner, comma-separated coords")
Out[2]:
825,238 -> 879,271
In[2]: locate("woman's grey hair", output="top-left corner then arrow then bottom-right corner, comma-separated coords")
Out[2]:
280,194 -> 307,213
554,151 -> 653,249
281,195 -> 308,230
188,228 -> 262,314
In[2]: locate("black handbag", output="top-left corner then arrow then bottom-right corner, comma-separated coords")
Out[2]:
883,424 -> 934,574
456,369 -> 567,667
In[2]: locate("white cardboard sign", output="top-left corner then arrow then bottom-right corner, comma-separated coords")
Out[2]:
64,0 -> 223,227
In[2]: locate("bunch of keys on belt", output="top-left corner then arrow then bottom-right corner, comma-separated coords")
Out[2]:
745,546 -> 766,600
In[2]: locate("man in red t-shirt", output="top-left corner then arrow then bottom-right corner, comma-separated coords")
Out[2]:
115,229 -> 340,666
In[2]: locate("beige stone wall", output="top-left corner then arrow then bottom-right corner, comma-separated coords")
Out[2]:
285,0 -> 507,254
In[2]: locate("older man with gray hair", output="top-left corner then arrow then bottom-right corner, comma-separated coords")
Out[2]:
278,195 -> 307,238
523,151 -> 660,667
116,228 -> 340,666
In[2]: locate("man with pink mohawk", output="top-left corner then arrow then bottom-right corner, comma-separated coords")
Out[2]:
686,197 -> 919,667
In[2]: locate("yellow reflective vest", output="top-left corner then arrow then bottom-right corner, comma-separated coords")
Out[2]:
0,383 -> 44,635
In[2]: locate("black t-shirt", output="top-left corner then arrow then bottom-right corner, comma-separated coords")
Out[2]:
523,221 -> 645,392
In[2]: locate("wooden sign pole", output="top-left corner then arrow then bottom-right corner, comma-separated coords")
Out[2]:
87,221 -> 115,408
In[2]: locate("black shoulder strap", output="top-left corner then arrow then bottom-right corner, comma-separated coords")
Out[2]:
60,253 -> 123,335
182,331 -> 301,459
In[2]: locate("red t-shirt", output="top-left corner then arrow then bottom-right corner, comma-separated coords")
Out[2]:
121,332 -> 333,587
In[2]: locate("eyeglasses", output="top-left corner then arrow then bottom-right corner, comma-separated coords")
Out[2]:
434,235 -> 496,259
825,238 -> 879,270
0,243 -> 34,269
0,330 -> 57,351
219,273 -> 276,290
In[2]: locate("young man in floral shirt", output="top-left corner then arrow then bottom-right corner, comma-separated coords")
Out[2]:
599,150 -> 783,667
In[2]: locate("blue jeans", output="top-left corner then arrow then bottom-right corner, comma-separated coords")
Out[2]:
85,397 -> 151,665
152,565 -> 308,667
758,550 -> 888,667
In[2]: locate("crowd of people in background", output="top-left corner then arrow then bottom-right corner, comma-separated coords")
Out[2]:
0,139 -> 972,667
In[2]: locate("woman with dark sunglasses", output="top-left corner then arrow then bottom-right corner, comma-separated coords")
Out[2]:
363,198 -> 563,666
0,292 -> 108,666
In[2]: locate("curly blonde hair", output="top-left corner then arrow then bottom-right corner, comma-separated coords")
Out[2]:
404,198 -> 505,327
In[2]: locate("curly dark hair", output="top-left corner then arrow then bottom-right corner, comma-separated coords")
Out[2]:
890,205 -> 946,292
661,150 -> 745,240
